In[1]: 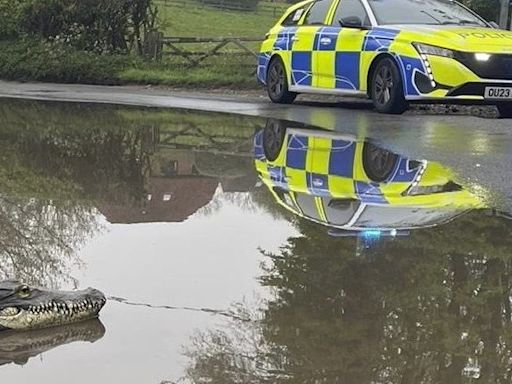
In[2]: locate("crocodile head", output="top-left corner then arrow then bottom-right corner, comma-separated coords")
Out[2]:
0,280 -> 106,331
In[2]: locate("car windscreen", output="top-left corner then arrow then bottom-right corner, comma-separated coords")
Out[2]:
367,0 -> 487,26
354,205 -> 467,229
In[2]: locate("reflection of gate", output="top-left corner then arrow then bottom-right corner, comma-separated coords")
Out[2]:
139,124 -> 255,184
157,125 -> 254,155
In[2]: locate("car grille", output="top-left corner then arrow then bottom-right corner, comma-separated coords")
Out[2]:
455,53 -> 512,80
447,82 -> 512,97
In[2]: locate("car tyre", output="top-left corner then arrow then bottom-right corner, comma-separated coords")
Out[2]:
266,58 -> 297,104
362,142 -> 399,183
263,119 -> 286,161
496,102 -> 512,118
371,57 -> 408,114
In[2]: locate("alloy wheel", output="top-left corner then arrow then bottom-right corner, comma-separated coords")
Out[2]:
268,63 -> 285,99
363,142 -> 398,182
263,120 -> 286,161
374,65 -> 394,106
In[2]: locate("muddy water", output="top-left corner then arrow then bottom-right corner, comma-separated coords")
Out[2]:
0,99 -> 511,384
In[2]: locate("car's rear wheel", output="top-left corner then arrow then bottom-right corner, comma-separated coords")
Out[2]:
263,119 -> 286,161
370,57 -> 408,114
496,102 -> 512,118
266,57 -> 297,104
362,142 -> 399,183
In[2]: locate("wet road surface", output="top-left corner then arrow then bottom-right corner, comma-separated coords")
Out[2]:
0,98 -> 510,383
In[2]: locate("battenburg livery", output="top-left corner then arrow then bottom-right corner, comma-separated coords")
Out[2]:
254,119 -> 482,232
258,0 -> 512,116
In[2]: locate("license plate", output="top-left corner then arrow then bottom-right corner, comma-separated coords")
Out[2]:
484,87 -> 512,99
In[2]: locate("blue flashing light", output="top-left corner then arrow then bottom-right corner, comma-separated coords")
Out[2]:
362,230 -> 382,239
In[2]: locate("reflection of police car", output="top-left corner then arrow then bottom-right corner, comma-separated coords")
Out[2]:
254,119 -> 482,231
258,0 -> 512,117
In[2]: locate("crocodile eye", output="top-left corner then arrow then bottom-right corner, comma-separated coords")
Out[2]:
18,285 -> 31,298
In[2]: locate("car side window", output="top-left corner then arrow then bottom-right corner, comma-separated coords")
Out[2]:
332,0 -> 371,27
282,7 -> 307,26
303,0 -> 333,26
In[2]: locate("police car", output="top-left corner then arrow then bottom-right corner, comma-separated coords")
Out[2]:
257,0 -> 512,117
254,119 -> 482,231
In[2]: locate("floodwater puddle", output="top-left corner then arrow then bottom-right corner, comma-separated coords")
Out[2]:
0,99 -> 511,383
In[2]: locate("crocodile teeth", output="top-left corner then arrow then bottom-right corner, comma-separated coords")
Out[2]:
0,307 -> 20,317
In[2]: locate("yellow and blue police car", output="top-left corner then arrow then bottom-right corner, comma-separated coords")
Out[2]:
257,0 -> 512,117
254,119 -> 482,232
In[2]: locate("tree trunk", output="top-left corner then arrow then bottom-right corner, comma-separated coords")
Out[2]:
499,0 -> 509,29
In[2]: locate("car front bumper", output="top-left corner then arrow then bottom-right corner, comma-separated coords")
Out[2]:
404,52 -> 512,102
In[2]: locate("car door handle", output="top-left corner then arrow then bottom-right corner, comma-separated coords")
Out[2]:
291,36 -> 300,42
320,37 -> 332,45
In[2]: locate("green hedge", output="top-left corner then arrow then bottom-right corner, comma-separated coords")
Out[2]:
0,39 -> 137,84
0,0 -> 152,53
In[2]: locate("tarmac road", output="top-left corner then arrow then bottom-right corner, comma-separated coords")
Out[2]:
0,80 -> 510,211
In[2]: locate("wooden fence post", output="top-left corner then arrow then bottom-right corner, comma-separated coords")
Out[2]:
143,31 -> 164,60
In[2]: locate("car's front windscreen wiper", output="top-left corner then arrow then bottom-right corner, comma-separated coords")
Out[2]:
440,19 -> 481,25
420,10 -> 441,23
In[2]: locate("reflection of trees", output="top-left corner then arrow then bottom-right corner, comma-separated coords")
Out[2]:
184,211 -> 512,384
0,101 -> 150,287
4,118 -> 148,206
184,304 -> 284,384
0,100 -> 259,207
0,197 -> 99,288
0,99 -> 261,287
0,101 -> 144,287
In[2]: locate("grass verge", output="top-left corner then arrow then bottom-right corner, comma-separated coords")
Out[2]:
0,39 -> 260,89
156,0 -> 285,37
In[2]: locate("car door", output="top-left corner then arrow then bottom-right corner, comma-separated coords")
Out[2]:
307,133 -> 357,198
316,0 -> 372,91
289,0 -> 335,89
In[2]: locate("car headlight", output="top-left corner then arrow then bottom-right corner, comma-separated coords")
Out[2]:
474,53 -> 491,62
413,43 -> 454,58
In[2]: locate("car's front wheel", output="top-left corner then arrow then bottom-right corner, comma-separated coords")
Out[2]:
263,119 -> 286,161
362,142 -> 399,183
496,102 -> 512,118
370,58 -> 408,114
266,58 -> 297,104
